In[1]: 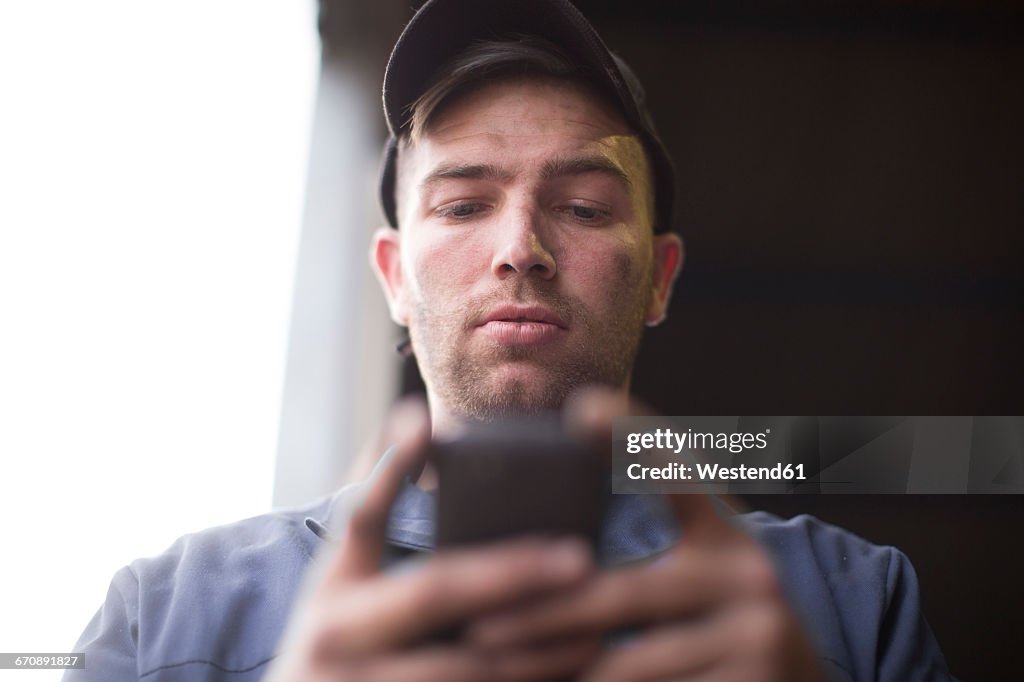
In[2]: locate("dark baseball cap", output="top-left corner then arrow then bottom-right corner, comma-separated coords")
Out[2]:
378,0 -> 676,233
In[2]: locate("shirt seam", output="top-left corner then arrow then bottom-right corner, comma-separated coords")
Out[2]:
139,655 -> 276,678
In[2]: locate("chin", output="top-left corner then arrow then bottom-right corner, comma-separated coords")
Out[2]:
435,353 -> 630,421
449,374 -> 571,422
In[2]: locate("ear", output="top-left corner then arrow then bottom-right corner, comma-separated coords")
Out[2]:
370,226 -> 409,326
646,232 -> 684,326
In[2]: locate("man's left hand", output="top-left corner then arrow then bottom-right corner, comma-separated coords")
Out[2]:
472,493 -> 825,681
467,390 -> 827,682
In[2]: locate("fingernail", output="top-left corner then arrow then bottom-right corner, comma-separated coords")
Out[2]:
545,538 -> 590,579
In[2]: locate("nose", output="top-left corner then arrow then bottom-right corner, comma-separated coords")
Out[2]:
490,208 -> 557,280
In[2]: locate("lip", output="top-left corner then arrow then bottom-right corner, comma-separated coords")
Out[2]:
478,305 -> 567,329
476,305 -> 568,347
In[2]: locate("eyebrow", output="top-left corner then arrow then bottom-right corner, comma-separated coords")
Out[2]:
540,155 -> 633,191
419,154 -> 634,193
420,163 -> 513,191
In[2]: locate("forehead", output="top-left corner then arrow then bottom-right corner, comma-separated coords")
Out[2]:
427,77 -> 631,141
397,79 -> 653,211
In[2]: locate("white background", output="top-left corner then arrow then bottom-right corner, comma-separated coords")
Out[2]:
0,2 -> 319,679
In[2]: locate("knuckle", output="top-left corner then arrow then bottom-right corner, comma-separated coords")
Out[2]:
347,504 -> 384,539
405,585 -> 440,620
415,563 -> 454,608
592,576 -> 635,619
451,539 -> 549,583
735,546 -> 781,597
735,603 -> 786,658
314,611 -> 360,655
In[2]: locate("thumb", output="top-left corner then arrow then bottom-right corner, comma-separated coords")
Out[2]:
330,397 -> 430,580
664,492 -> 742,546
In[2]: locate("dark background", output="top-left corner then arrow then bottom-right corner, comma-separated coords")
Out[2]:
591,5 -> 1024,677
322,1 -> 1024,678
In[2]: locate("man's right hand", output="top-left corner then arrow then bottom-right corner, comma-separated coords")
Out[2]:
263,399 -> 599,682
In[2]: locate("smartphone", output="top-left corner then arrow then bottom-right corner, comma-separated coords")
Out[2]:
432,418 -> 607,550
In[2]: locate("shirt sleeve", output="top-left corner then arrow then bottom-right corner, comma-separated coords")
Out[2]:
743,512 -> 956,681
876,546 -> 957,681
63,566 -> 140,682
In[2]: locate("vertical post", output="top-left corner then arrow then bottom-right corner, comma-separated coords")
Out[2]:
273,0 -> 407,507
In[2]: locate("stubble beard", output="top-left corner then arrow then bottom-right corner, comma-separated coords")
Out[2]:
409,277 -> 651,423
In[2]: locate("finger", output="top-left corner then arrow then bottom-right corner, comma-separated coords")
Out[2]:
470,537 -> 783,648
318,537 -> 592,655
342,637 -> 602,682
488,635 -> 602,682
332,397 -> 431,580
580,621 -> 724,682
466,552 -> 712,643
664,492 -> 742,546
563,386 -> 654,446
585,597 -> 823,682
343,646 -> 490,682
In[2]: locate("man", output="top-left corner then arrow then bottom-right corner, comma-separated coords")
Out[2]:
68,1 -> 954,680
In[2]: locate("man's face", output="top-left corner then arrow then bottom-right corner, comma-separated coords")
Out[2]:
374,78 -> 680,426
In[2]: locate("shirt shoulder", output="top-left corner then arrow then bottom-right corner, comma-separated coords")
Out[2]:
738,511 -> 955,682
67,497 -> 332,682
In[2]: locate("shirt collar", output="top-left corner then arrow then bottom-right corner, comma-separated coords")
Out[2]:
312,479 -> 681,566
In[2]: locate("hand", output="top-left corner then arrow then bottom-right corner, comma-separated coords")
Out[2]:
467,389 -> 827,682
264,399 -> 600,682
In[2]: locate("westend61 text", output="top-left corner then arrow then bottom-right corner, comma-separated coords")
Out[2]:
627,462 -> 807,481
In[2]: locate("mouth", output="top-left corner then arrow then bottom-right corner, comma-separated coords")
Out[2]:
475,305 -> 568,347
479,305 -> 567,329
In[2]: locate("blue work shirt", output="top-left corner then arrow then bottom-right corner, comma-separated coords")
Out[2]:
66,483 -> 954,681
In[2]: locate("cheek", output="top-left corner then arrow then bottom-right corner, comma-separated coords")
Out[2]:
561,235 -> 650,302
405,233 -> 487,303
613,250 -> 641,285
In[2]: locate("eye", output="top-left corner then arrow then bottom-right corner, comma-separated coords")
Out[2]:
435,202 -> 489,221
571,205 -> 601,220
556,202 -> 612,226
